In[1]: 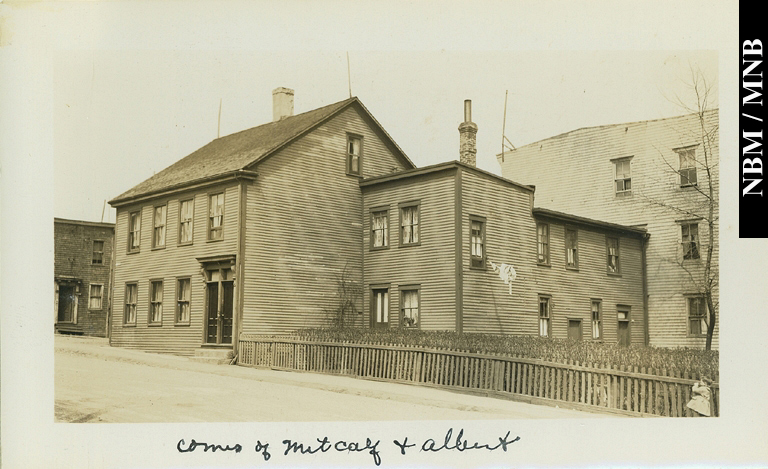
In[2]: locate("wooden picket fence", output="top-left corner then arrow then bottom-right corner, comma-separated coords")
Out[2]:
237,336 -> 719,417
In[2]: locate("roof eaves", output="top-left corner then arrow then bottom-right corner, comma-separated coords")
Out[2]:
532,207 -> 648,237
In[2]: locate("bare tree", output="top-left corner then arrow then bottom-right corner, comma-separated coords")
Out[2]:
324,263 -> 363,328
645,65 -> 719,350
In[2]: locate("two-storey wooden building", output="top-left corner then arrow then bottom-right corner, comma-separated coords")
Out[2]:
109,90 -> 649,358
498,110 -> 719,349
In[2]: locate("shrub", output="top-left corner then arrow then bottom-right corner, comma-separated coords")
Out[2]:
289,328 -> 719,381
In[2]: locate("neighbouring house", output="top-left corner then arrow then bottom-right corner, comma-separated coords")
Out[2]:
108,89 -> 648,359
54,218 -> 115,337
498,110 -> 719,349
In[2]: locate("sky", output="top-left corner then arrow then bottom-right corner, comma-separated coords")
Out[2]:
53,49 -> 717,223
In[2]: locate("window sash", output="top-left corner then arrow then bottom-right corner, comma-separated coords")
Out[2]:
89,284 -> 103,309
129,212 -> 141,250
565,228 -> 578,267
348,137 -> 361,174
177,278 -> 190,323
401,290 -> 419,328
539,297 -> 550,337
688,297 -> 707,335
179,199 -> 194,243
92,240 -> 104,264
153,205 -> 167,247
470,221 -> 484,257
373,290 -> 389,324
401,206 -> 419,244
209,193 -> 224,240
614,160 -> 632,193
124,284 -> 137,324
679,149 -> 698,185
591,301 -> 601,339
371,211 -> 388,248
682,223 -> 700,259
537,223 -> 549,263
150,281 -> 163,323
607,237 -> 620,273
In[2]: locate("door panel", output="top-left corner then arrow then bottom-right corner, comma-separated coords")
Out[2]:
618,321 -> 630,346
568,319 -> 582,340
221,281 -> 234,344
206,282 -> 219,344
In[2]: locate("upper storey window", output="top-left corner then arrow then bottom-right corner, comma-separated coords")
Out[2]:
153,204 -> 167,248
347,135 -> 363,176
208,193 -> 224,241
179,199 -> 194,244
371,209 -> 389,249
128,211 -> 141,252
677,147 -> 698,187
614,158 -> 632,196
399,203 -> 420,246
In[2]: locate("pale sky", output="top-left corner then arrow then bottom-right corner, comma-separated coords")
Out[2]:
53,49 -> 717,223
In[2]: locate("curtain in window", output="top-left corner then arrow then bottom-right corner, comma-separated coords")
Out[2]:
402,291 -> 419,327
471,221 -> 483,257
179,200 -> 193,242
89,285 -> 102,309
177,279 -> 190,322
539,299 -> 549,337
591,302 -> 601,339
401,207 -> 419,243
372,213 -> 387,247
151,282 -> 163,322
130,213 -> 141,249
125,285 -> 137,323
154,206 -> 166,246
607,239 -> 619,272
537,224 -> 549,262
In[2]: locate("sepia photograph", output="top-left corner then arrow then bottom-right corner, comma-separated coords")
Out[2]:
1,1 -> 764,468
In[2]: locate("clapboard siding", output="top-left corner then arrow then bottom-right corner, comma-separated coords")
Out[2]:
362,170 -> 457,330
460,170 -> 538,335
241,106 -> 410,335
499,111 -> 719,348
111,183 -> 240,355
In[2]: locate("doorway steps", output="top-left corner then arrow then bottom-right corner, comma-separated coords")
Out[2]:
189,347 -> 233,365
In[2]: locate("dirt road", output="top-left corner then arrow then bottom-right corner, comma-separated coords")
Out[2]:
55,335 -> 607,422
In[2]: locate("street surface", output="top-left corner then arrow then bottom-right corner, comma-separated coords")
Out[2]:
55,335 -> 607,422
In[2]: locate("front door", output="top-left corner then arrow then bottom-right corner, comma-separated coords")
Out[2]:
617,307 -> 630,347
205,267 -> 234,345
57,284 -> 77,324
371,288 -> 389,329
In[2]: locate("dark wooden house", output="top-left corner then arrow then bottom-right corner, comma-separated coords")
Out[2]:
109,90 -> 649,358
54,218 -> 115,337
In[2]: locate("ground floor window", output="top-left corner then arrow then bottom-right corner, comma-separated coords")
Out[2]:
149,280 -> 163,325
688,296 -> 707,336
124,283 -> 137,325
539,295 -> 551,337
89,284 -> 103,310
176,278 -> 191,324
591,300 -> 602,339
400,287 -> 420,328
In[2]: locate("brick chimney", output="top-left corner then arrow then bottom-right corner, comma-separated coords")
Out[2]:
272,87 -> 294,121
458,99 -> 477,166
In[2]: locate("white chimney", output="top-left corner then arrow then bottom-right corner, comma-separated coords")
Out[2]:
272,87 -> 294,122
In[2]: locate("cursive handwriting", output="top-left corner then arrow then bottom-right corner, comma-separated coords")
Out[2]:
282,436 -> 382,466
419,428 -> 520,453
177,439 -> 242,453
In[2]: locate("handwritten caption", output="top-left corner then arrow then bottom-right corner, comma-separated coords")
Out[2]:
177,427 -> 521,466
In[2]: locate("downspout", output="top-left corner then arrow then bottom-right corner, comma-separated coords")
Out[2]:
641,232 -> 650,346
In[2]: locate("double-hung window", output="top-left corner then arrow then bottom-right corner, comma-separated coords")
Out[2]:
470,216 -> 486,269
124,283 -> 137,325
565,227 -> 578,269
153,204 -> 167,248
208,193 -> 224,241
687,296 -> 707,336
539,295 -> 551,337
92,240 -> 104,264
176,278 -> 191,325
400,203 -> 420,246
400,288 -> 420,328
591,300 -> 602,339
179,199 -> 194,244
606,236 -> 620,274
88,284 -> 103,310
537,223 -> 550,264
677,147 -> 698,187
347,135 -> 362,176
682,223 -> 700,260
614,158 -> 632,196
370,209 -> 389,249
149,280 -> 163,325
128,211 -> 141,252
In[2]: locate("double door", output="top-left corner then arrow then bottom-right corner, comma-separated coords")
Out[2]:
205,267 -> 234,345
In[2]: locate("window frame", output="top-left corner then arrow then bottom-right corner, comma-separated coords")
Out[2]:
207,192 -> 225,242
175,277 -> 191,326
369,206 -> 390,251
399,285 -> 421,329
88,283 -> 104,310
469,215 -> 487,270
152,203 -> 168,249
370,285 -> 391,329
538,294 -> 552,338
124,282 -> 138,326
91,239 -> 105,265
612,157 -> 633,196
606,236 -> 621,276
537,222 -> 550,266
686,295 -> 707,337
591,299 -> 603,340
676,145 -> 699,188
148,279 -> 164,326
178,198 -> 195,246
681,222 -> 701,260
346,133 -> 363,177
564,226 -> 579,270
398,201 -> 421,247
127,210 -> 141,253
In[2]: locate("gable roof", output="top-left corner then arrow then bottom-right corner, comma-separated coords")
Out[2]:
110,97 -> 415,206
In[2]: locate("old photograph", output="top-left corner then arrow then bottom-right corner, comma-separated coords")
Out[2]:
2,1 -> 764,468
